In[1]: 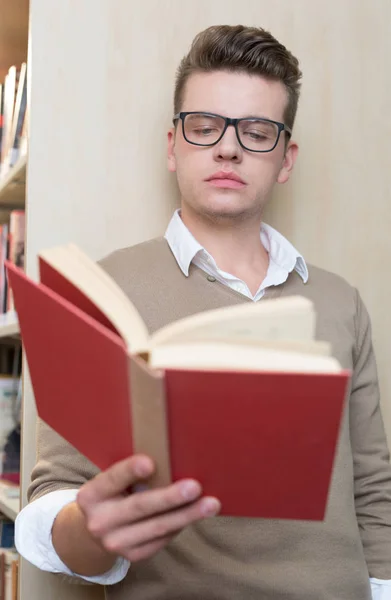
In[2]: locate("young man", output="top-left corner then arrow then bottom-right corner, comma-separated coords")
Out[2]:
15,25 -> 391,600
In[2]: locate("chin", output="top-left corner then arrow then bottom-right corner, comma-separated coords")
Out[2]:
182,188 -> 262,222
197,203 -> 252,222
199,193 -> 254,220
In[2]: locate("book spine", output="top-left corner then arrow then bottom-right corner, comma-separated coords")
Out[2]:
8,63 -> 27,169
128,354 -> 171,489
0,68 -> 17,176
6,212 -> 25,313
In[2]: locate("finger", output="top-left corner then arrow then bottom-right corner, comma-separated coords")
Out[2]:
120,527 -> 184,562
103,496 -> 221,553
77,455 -> 154,510
123,534 -> 175,562
87,478 -> 203,534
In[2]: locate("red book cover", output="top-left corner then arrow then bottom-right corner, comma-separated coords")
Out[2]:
6,262 -> 350,520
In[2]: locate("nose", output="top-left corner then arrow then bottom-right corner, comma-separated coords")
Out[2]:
213,124 -> 242,162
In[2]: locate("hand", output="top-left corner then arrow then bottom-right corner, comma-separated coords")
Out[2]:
76,454 -> 221,562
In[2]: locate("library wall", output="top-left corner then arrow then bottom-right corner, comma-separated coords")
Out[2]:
22,0 -> 390,598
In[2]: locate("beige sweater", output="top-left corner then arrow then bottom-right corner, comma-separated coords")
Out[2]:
28,238 -> 391,600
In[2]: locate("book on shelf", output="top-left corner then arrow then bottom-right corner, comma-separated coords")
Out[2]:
0,504 -> 17,600
7,63 -> 27,170
0,375 -> 20,459
0,518 -> 14,550
0,549 -> 18,600
6,244 -> 350,520
0,420 -> 20,487
7,212 -> 24,271
0,211 -> 25,315
0,63 -> 28,178
0,67 -> 17,176
0,351 -> 22,487
0,226 -> 8,315
6,211 -> 25,313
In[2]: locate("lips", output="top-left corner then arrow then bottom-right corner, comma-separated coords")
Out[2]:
206,171 -> 245,184
205,171 -> 246,189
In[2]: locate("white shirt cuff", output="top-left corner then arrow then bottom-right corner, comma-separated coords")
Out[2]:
370,578 -> 391,600
15,488 -> 130,585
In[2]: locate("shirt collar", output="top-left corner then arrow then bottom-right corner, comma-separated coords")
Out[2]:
164,209 -> 308,283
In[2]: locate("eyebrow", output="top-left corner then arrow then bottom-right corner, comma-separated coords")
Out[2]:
191,112 -> 273,120
244,114 -> 271,120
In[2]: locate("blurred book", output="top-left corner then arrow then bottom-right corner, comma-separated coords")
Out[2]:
6,211 -> 25,312
0,64 -> 28,178
0,425 -> 20,486
0,226 -> 8,315
0,519 -> 14,550
0,376 -> 20,484
0,549 -> 18,600
8,63 -> 27,169
0,67 -> 17,178
0,211 -> 25,315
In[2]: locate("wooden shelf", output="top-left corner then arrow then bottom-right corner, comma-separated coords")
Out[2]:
0,0 -> 29,81
0,154 -> 27,209
0,482 -> 19,521
0,312 -> 19,338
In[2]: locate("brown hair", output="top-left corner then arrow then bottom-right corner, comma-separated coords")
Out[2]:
174,25 -> 302,131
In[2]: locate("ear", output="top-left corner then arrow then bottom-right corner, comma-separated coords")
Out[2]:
277,140 -> 299,184
167,128 -> 177,173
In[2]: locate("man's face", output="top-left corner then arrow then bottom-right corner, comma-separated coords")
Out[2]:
167,70 -> 298,222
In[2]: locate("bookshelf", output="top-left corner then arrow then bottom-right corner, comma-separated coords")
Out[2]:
0,155 -> 27,210
1,1 -> 107,598
0,116 -> 26,339
0,312 -> 19,339
0,481 -> 19,521
0,496 -> 18,522
0,3 -> 27,600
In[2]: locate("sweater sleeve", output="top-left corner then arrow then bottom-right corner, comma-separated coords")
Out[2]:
27,418 -> 100,502
351,290 -> 391,578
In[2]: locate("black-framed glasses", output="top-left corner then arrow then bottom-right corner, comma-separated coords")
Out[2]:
173,111 -> 292,153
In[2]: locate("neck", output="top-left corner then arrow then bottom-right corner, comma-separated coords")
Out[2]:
180,206 -> 269,295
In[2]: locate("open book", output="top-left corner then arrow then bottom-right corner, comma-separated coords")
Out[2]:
38,244 -> 339,373
6,244 -> 350,521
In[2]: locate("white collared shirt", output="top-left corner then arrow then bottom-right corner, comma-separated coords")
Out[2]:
14,211 -> 390,598
164,209 -> 308,301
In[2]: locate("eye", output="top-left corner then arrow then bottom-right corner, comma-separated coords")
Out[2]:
239,120 -> 277,143
245,130 -> 268,141
184,114 -> 225,141
193,127 -> 218,136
